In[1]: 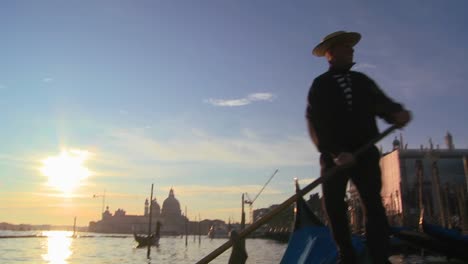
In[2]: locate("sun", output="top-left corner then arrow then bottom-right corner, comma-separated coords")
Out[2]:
40,149 -> 92,195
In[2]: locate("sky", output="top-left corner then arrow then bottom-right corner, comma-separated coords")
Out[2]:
1,0 -> 467,226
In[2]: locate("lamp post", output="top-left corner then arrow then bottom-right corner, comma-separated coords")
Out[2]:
93,189 -> 106,219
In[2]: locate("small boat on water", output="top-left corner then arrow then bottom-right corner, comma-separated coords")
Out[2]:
207,225 -> 229,239
134,221 -> 161,248
134,232 -> 159,247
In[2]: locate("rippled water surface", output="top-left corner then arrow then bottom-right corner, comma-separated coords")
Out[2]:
0,231 -> 463,263
0,231 -> 286,264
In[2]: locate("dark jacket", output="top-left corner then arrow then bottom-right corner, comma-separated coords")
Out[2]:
306,66 -> 403,156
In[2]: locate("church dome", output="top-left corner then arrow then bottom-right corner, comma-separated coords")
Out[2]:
162,188 -> 181,216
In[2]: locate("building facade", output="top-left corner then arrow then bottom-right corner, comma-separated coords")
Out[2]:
88,188 -> 188,235
349,132 -> 468,234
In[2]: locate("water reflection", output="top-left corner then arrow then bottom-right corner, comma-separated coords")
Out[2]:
41,231 -> 73,264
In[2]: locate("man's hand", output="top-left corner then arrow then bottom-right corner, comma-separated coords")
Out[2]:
333,152 -> 355,167
392,110 -> 411,128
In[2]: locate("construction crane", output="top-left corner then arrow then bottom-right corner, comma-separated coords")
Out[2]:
244,169 -> 279,224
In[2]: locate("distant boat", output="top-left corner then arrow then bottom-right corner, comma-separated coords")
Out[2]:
207,225 -> 229,239
134,221 -> 161,248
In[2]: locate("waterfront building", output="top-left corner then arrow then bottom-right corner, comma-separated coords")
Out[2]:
348,132 -> 468,234
89,188 -> 188,235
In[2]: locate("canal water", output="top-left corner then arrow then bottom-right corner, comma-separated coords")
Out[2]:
0,231 -> 464,263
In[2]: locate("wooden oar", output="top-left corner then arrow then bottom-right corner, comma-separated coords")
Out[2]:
195,125 -> 398,264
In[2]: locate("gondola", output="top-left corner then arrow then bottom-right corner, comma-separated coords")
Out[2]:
134,221 -> 161,248
134,232 -> 160,247
280,183 -> 370,264
421,219 -> 468,261
389,210 -> 468,262
390,225 -> 448,256
392,165 -> 468,262
390,223 -> 468,262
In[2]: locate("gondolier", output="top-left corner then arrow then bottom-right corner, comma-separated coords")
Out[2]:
306,31 -> 411,264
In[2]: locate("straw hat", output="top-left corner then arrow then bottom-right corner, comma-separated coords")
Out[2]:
312,31 -> 361,57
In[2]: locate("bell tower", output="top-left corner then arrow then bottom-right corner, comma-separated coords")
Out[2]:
144,198 -> 149,216
445,131 -> 455,150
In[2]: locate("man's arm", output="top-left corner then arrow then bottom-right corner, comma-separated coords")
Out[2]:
366,75 -> 411,127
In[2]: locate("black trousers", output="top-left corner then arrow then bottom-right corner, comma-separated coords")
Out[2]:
321,146 -> 390,264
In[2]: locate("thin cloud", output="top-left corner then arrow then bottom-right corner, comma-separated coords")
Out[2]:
0,153 -> 37,168
81,127 -> 319,182
106,129 -> 316,167
240,128 -> 259,139
206,98 -> 250,107
247,93 -> 275,101
205,92 -> 276,107
42,77 -> 53,83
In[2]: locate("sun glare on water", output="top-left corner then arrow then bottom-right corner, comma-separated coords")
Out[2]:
40,149 -> 92,196
41,231 -> 73,264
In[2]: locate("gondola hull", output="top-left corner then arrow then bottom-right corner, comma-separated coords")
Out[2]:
422,221 -> 468,261
280,226 -> 369,264
134,233 -> 160,248
280,190 -> 370,264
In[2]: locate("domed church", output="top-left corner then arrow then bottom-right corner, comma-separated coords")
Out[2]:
88,187 -> 187,235
162,188 -> 181,217
160,188 -> 186,234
